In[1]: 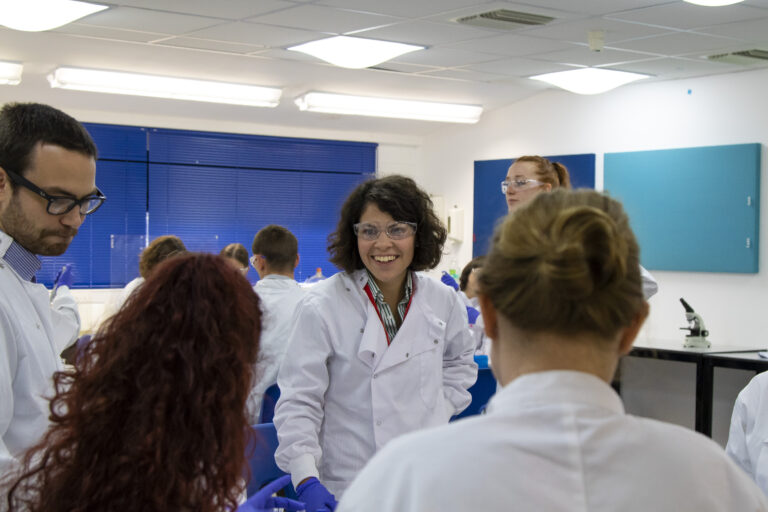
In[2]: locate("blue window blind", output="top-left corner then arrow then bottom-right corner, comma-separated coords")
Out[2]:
147,129 -> 375,282
604,144 -> 760,273
38,124 -> 148,288
473,154 -> 595,257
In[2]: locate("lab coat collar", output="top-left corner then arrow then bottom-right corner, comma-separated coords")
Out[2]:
254,274 -> 299,288
488,370 -> 624,416
0,229 -> 41,281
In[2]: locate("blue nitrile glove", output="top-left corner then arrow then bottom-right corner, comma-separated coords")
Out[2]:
441,271 -> 459,291
466,306 -> 480,325
54,264 -> 74,289
237,475 -> 305,512
295,477 -> 338,512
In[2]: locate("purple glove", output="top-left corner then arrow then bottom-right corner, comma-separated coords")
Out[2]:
295,477 -> 337,512
237,475 -> 305,512
466,306 -> 480,325
441,271 -> 459,291
54,264 -> 74,288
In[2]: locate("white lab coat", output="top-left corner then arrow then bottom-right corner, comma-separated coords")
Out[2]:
246,275 -> 305,423
0,231 -> 80,475
727,371 -> 768,497
339,370 -> 768,512
274,270 -> 477,497
640,265 -> 658,299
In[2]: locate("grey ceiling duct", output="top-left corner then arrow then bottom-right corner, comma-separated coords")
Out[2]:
708,49 -> 768,65
454,9 -> 554,30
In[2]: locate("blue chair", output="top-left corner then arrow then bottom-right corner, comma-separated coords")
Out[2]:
452,355 -> 497,420
245,422 -> 297,499
258,383 -> 281,423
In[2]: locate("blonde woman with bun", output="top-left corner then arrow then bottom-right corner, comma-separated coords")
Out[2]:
502,155 -> 658,299
337,189 -> 766,512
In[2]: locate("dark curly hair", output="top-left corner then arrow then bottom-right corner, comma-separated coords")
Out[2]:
5,253 -> 262,512
328,175 -> 446,273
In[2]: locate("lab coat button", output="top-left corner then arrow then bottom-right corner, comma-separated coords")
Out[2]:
433,339 -> 438,344
373,374 -> 378,379
405,352 -> 409,358
376,420 -> 382,426
360,328 -> 364,333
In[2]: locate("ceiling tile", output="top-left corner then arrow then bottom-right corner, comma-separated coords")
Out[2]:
606,3 -> 768,30
52,24 -> 166,43
106,0 -> 294,19
370,62 -> 444,73
185,22 -> 321,47
442,33 -> 578,58
695,18 -> 768,43
417,67 -> 511,83
245,4 -> 401,34
392,47 -> 499,67
463,56 -> 576,77
608,56 -> 745,78
350,20 -> 495,46
510,0 -> 675,16
523,17 -> 673,44
76,6 -> 221,34
534,45 -> 656,66
313,0 -> 485,19
614,32 -> 743,56
153,37 -> 265,55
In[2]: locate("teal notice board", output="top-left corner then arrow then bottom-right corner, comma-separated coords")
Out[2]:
604,144 -> 760,273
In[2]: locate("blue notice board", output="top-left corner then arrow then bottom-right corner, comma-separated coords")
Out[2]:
473,154 -> 595,257
604,144 -> 760,273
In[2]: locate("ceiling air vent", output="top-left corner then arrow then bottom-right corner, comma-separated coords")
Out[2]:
455,9 -> 554,30
708,49 -> 768,65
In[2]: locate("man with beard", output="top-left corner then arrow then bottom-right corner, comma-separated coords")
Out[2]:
0,102 -> 103,475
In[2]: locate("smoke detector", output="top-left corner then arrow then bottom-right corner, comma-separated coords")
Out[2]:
454,9 -> 554,30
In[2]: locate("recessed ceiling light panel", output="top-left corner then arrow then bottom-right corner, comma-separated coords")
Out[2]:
683,0 -> 745,6
0,61 -> 23,85
530,68 -> 649,95
0,0 -> 108,32
288,36 -> 424,69
48,67 -> 282,107
295,91 -> 482,123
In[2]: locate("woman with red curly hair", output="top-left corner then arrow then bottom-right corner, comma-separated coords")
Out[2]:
3,253 -> 303,512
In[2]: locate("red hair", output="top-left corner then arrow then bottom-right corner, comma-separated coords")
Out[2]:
6,253 -> 262,512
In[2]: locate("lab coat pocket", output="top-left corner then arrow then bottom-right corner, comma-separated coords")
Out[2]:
417,318 -> 446,409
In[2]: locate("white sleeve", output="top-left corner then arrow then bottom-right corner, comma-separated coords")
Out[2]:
0,308 -> 19,476
441,294 -> 478,416
49,286 -> 80,353
726,376 -> 763,480
273,298 -> 332,488
640,265 -> 658,300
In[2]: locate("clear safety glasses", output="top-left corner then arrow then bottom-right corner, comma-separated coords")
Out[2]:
5,169 -> 106,215
500,178 -> 545,194
353,221 -> 417,241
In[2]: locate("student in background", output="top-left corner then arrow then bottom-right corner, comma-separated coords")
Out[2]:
221,242 -> 250,275
726,372 -> 768,497
441,257 -> 486,353
503,155 -> 658,299
3,253 -> 304,512
274,175 -> 477,512
0,102 -> 103,476
337,189 -> 766,512
246,225 -> 304,423
107,235 -> 187,314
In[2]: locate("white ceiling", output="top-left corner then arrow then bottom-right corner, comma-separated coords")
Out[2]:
2,0 -> 768,137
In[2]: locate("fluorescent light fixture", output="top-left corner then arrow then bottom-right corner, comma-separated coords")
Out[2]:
0,61 -> 23,85
295,91 -> 482,124
0,0 -> 107,32
288,36 -> 424,69
48,67 -> 282,107
683,0 -> 744,5
530,68 -> 649,95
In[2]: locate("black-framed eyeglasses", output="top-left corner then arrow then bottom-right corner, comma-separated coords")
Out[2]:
353,221 -> 417,241
5,169 -> 106,215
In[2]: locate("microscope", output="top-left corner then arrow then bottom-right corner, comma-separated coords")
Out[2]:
680,298 -> 710,349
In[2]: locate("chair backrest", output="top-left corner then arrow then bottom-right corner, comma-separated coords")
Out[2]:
258,383 -> 281,423
245,422 -> 297,499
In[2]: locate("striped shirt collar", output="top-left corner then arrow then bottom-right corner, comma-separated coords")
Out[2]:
364,269 -> 413,342
0,231 -> 41,282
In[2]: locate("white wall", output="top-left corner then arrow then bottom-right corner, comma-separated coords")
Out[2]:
420,67 -> 768,350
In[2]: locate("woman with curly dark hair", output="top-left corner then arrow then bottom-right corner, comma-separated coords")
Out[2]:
4,253 -> 303,512
273,175 -> 477,512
